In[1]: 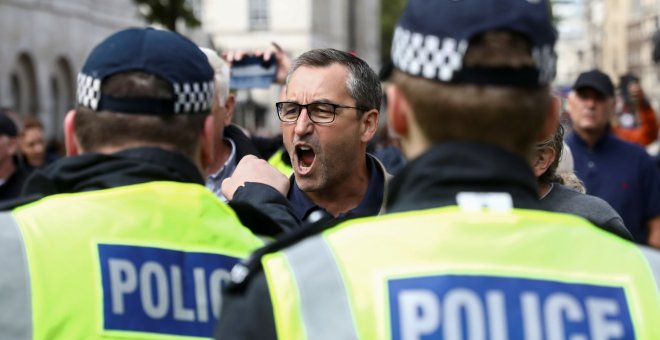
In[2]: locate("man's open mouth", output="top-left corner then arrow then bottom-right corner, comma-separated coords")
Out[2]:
296,145 -> 316,170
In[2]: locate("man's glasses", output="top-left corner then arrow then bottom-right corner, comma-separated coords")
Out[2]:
275,101 -> 369,124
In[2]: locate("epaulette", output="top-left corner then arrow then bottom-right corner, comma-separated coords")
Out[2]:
0,193 -> 45,211
226,212 -> 369,293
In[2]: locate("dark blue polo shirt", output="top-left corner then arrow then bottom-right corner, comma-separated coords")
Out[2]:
287,155 -> 385,223
567,132 -> 660,243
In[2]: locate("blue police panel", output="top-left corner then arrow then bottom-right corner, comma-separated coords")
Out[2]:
388,275 -> 634,340
98,244 -> 239,337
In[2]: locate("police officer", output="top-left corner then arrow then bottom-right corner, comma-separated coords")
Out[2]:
0,28 -> 271,339
215,0 -> 660,339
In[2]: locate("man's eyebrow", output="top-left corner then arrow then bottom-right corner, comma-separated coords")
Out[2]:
309,99 -> 333,104
282,99 -> 337,105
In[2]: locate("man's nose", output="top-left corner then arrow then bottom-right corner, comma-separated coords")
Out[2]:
294,108 -> 314,135
583,96 -> 597,108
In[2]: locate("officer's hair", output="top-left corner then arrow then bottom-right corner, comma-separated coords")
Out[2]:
74,72 -> 206,158
390,31 -> 551,158
286,48 -> 382,118
536,123 -> 564,185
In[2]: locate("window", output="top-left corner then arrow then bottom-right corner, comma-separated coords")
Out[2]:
249,0 -> 269,31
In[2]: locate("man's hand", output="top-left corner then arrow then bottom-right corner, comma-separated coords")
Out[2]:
221,155 -> 290,200
223,42 -> 292,84
260,42 -> 292,84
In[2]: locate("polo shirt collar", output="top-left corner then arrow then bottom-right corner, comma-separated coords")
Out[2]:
568,129 -> 614,150
288,154 -> 384,221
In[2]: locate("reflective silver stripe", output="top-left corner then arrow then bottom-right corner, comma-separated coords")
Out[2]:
0,212 -> 32,339
283,235 -> 358,340
638,245 -> 660,294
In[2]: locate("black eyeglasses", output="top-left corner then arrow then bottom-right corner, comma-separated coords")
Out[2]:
275,101 -> 369,124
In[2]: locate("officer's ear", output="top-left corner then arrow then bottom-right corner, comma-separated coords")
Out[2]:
200,113 -> 216,174
387,83 -> 428,159
64,109 -> 80,156
386,84 -> 409,140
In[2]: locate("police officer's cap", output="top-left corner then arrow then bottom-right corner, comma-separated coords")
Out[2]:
389,0 -> 557,87
76,27 -> 214,115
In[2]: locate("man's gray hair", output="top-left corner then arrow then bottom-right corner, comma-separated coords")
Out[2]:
200,47 -> 231,106
286,48 -> 382,115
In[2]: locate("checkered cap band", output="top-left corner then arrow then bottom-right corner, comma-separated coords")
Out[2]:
391,26 -> 556,85
77,73 -> 102,110
173,81 -> 215,114
391,26 -> 469,82
76,72 -> 215,114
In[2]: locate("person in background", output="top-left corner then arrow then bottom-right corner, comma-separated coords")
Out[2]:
368,64 -> 407,176
216,1 -> 660,338
0,109 -> 28,200
200,47 -> 264,201
369,122 -> 406,176
612,73 -> 658,146
225,42 -> 294,176
0,27 -> 268,339
534,123 -> 631,239
566,69 -> 660,247
18,116 -> 60,173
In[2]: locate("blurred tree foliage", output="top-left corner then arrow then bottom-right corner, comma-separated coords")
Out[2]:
380,0 -> 407,64
133,0 -> 200,32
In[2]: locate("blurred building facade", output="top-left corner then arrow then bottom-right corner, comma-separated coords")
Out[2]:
201,0 -> 381,136
555,0 -> 660,106
598,0 -> 660,107
554,0 -> 607,92
624,0 -> 660,105
0,0 -> 145,139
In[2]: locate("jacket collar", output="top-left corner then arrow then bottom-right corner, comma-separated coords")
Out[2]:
224,124 -> 262,159
21,147 -> 204,197
386,141 -> 540,213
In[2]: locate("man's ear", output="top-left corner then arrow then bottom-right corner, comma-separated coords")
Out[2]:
64,109 -> 80,156
360,108 -> 379,144
532,147 -> 556,178
387,84 -> 409,139
200,114 -> 216,173
538,94 -> 560,143
223,94 -> 236,126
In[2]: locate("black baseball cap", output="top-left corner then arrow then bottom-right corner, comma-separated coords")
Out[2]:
573,69 -> 615,98
0,110 -> 17,137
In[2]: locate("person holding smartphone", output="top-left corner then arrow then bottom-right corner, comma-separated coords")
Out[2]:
612,73 -> 659,146
200,48 -> 269,203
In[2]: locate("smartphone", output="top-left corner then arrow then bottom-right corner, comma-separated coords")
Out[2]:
229,55 -> 278,89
